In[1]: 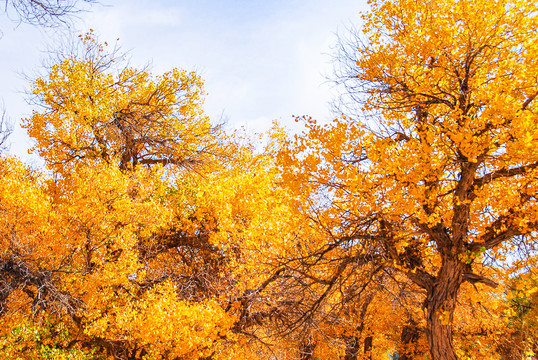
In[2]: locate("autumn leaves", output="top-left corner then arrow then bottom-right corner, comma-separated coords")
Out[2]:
1,0 -> 538,359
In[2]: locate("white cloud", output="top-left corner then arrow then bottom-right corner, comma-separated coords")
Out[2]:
1,0 -> 367,161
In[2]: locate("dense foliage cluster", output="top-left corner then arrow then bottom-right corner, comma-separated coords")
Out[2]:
0,0 -> 537,359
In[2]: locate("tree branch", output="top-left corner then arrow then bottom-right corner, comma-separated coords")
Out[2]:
472,161 -> 538,190
463,273 -> 498,288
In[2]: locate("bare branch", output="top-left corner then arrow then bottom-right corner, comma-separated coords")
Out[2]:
2,0 -> 96,27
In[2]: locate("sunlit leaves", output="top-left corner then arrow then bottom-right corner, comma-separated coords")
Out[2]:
24,32 -> 217,173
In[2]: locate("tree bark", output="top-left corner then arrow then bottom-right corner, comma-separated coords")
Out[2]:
343,294 -> 374,360
364,335 -> 373,360
425,258 -> 465,360
299,337 -> 316,360
343,336 -> 360,360
399,320 -> 420,360
343,335 -> 373,360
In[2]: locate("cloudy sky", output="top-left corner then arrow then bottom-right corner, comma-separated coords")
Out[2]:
0,0 -> 366,163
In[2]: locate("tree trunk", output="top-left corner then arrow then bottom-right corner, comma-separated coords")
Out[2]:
425,258 -> 465,360
299,337 -> 316,360
364,335 -> 373,360
343,335 -> 373,360
399,320 -> 420,360
343,294 -> 374,360
343,336 -> 360,360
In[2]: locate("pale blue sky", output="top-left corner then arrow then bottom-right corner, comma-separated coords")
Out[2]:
0,1 -> 366,163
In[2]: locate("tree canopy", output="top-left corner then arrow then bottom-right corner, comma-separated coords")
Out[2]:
278,0 -> 538,358
0,0 -> 537,359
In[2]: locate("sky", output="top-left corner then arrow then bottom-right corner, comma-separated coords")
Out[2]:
0,0 -> 367,164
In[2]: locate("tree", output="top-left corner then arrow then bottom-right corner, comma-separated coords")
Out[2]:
0,33 -> 306,359
2,0 -> 94,27
497,272 -> 538,359
278,0 -> 538,359
24,32 -> 220,173
0,109 -> 12,151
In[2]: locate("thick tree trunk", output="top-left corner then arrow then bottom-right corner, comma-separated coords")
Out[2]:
425,258 -> 465,360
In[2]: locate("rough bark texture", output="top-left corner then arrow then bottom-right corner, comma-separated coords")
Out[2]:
426,258 -> 465,360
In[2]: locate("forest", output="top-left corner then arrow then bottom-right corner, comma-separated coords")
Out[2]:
0,0 -> 537,359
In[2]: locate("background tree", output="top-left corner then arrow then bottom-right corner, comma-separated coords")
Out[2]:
0,33 -> 307,359
24,32 -> 220,173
